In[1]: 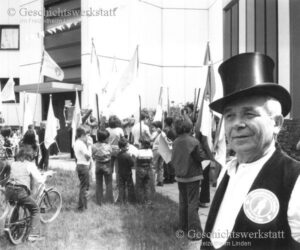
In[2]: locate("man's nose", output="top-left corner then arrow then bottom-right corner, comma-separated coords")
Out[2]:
232,118 -> 247,129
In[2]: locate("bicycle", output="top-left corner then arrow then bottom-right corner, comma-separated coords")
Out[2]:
3,171 -> 63,245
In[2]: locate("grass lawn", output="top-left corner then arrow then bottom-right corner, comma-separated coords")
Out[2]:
0,169 -> 189,250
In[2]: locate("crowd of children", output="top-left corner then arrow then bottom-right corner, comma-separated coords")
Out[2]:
73,110 -> 180,210
72,104 -> 224,242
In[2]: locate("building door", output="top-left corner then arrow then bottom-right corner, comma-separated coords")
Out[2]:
42,92 -> 77,153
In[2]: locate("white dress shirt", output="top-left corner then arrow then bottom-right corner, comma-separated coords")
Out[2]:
211,143 -> 300,248
74,139 -> 91,166
132,121 -> 150,146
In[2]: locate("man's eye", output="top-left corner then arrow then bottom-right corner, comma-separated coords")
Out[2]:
245,112 -> 256,117
224,114 -> 233,120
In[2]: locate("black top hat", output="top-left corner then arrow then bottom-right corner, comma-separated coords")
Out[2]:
209,52 -> 291,117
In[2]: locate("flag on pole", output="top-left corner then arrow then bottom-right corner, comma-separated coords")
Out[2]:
44,95 -> 58,149
157,132 -> 172,164
107,46 -> 140,119
203,42 -> 211,65
195,42 -> 216,148
0,83 -> 2,113
2,78 -> 15,102
153,86 -> 163,122
89,38 -> 102,114
22,92 -> 33,134
41,50 -> 64,81
107,46 -> 139,108
72,90 -> 82,146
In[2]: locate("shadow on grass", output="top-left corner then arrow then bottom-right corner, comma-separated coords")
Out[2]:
0,169 -> 188,250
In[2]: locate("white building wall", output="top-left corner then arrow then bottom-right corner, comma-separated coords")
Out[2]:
82,0 -> 211,113
162,9 -> 208,105
19,0 -> 43,125
82,0 -> 162,115
0,0 -> 21,125
0,0 -> 43,126
208,0 -> 223,101
278,0 -> 290,101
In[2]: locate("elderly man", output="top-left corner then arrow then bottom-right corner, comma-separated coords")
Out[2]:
201,53 -> 300,250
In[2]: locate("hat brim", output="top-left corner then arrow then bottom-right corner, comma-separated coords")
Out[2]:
209,83 -> 291,117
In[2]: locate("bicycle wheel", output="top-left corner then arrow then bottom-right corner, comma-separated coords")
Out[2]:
5,205 -> 30,245
39,189 -> 62,223
0,188 -> 8,220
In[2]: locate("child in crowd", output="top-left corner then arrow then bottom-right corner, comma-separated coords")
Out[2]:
92,130 -> 113,205
151,121 -> 164,187
5,147 -> 52,242
116,138 -> 136,203
74,126 -> 92,211
135,138 -> 154,204
171,116 -> 205,239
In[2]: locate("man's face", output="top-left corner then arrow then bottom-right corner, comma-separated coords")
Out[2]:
223,96 -> 281,157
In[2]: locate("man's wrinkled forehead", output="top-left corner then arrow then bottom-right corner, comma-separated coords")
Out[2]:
222,95 -> 267,114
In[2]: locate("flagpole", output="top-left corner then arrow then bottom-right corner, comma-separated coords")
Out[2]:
96,94 -> 101,128
22,91 -> 26,134
193,88 -> 201,124
139,95 -> 142,140
213,116 -> 223,153
33,49 -> 45,125
13,99 -> 21,129
167,87 -> 170,115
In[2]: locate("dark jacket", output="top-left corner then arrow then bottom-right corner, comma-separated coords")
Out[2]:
171,133 -> 205,179
117,150 -> 134,177
202,149 -> 300,250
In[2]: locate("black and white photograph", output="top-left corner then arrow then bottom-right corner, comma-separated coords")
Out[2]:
0,0 -> 299,249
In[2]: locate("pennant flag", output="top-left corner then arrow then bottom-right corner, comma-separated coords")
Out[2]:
44,95 -> 58,149
213,117 -> 226,167
101,56 -> 119,117
195,41 -> 216,148
22,92 -> 33,134
203,42 -> 211,65
2,78 -> 15,102
107,46 -> 139,108
200,98 -> 213,148
88,39 -> 102,113
205,66 -> 216,102
41,50 -> 64,81
153,86 -> 163,122
107,46 -> 140,119
158,132 -> 172,164
0,83 -> 2,113
72,90 -> 82,146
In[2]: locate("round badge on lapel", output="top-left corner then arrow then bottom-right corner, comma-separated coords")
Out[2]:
243,189 -> 279,224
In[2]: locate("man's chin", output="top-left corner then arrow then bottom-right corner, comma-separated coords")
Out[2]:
231,144 -> 255,154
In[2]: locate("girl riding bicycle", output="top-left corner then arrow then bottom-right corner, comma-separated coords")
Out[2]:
5,146 -> 47,242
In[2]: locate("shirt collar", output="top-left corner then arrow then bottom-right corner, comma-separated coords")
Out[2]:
227,141 -> 276,176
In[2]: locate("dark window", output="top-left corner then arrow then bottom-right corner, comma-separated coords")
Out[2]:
0,25 -> 20,50
0,78 -> 20,103
224,0 -> 278,81
223,0 -> 239,60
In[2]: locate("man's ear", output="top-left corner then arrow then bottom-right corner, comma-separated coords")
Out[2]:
273,114 -> 284,134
